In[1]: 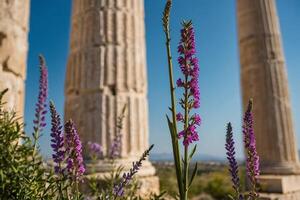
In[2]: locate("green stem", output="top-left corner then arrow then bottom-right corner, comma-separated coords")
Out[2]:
183,75 -> 189,200
75,181 -> 79,200
164,29 -> 184,197
32,129 -> 39,158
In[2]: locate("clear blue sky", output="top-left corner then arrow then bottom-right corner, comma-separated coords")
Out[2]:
25,0 -> 300,159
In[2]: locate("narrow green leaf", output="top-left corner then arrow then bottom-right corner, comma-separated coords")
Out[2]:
0,88 -> 8,101
189,145 -> 197,159
188,162 -> 198,187
166,115 -> 175,138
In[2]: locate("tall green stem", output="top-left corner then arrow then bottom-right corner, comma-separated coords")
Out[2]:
183,75 -> 189,200
32,129 -> 39,159
164,28 -> 184,198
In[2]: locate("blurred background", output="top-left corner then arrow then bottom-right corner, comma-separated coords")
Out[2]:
24,0 -> 300,161
0,0 -> 298,199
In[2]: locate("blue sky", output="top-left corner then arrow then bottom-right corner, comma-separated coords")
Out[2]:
25,0 -> 300,159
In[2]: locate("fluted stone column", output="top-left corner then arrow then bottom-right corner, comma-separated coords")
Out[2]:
65,0 -> 158,195
0,0 -> 30,115
237,0 -> 300,198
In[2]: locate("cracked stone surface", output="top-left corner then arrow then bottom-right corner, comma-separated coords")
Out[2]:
0,0 -> 30,115
237,0 -> 300,196
65,0 -> 159,195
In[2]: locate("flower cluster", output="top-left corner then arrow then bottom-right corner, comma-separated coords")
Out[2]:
50,101 -> 65,174
225,122 -> 241,198
113,145 -> 154,197
50,101 -> 86,182
33,55 -> 48,133
88,142 -> 103,160
176,21 -> 201,147
225,100 -> 260,200
243,100 -> 260,197
64,120 -> 85,181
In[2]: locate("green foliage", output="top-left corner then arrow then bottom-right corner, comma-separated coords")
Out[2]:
157,163 -> 243,199
203,172 -> 234,199
0,89 -> 55,200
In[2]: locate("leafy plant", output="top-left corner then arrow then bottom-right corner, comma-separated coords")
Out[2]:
0,90 -> 55,199
162,0 -> 201,199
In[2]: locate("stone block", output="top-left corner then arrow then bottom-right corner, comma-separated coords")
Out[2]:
259,175 -> 300,194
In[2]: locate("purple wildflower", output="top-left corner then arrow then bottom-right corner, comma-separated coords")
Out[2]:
33,55 -> 48,133
64,120 -> 85,181
176,21 -> 201,147
180,125 -> 199,147
176,113 -> 184,121
243,100 -> 260,199
193,114 -> 201,125
88,141 -> 103,160
225,122 -> 242,199
109,133 -> 122,159
109,105 -> 126,159
50,101 -> 65,174
176,78 -> 184,87
113,145 -> 154,197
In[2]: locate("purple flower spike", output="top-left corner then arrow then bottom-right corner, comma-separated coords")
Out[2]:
64,120 -> 85,181
176,21 -> 201,147
113,145 -> 154,197
225,123 -> 242,199
109,105 -> 126,159
243,100 -> 260,198
50,101 -> 65,174
33,55 -> 48,133
109,133 -> 122,159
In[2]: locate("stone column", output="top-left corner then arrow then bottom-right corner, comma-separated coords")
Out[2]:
237,0 -> 300,198
64,0 -> 159,195
0,0 -> 30,115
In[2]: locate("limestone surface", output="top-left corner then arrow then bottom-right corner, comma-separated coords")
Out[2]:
65,0 -> 159,194
0,0 -> 30,115
237,0 -> 300,176
237,0 -> 300,197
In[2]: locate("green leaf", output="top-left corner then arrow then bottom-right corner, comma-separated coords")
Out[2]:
188,162 -> 198,188
0,88 -> 8,102
189,145 -> 197,159
166,115 -> 175,139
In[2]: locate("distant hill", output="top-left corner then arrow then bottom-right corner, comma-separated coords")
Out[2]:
149,152 -> 226,162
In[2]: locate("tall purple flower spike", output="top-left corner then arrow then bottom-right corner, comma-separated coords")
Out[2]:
50,101 -> 65,174
243,99 -> 260,198
113,144 -> 154,197
225,122 -> 242,200
176,21 -> 201,147
64,120 -> 85,181
33,55 -> 48,133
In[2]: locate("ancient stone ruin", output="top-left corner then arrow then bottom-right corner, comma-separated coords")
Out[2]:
237,0 -> 300,199
0,0 -> 30,115
64,0 -> 159,195
1,0 -> 300,198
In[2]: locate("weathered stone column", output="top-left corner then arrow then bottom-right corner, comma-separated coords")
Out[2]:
0,0 -> 30,115
237,0 -> 300,198
64,0 -> 159,195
